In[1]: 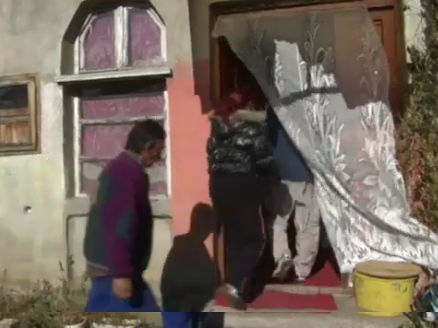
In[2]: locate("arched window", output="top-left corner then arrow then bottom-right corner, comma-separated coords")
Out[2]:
58,2 -> 170,216
77,5 -> 166,72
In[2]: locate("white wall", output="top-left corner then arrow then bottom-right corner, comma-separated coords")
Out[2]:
404,0 -> 425,53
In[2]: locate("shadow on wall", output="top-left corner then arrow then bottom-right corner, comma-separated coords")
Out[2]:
160,202 -> 221,311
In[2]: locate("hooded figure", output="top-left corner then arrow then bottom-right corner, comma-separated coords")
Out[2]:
207,85 -> 275,311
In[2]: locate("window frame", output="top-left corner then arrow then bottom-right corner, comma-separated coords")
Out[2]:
73,86 -> 171,199
74,5 -> 168,74
0,74 -> 40,156
58,4 -> 172,217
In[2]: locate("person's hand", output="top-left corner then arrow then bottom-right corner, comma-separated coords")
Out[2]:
112,278 -> 132,299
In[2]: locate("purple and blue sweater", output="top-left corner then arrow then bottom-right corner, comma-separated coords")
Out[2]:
83,151 -> 153,278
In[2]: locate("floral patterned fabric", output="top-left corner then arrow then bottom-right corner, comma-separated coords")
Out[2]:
213,4 -> 438,272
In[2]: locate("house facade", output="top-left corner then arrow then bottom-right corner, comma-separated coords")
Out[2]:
0,0 -> 424,291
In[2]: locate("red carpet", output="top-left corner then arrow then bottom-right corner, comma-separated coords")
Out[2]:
260,220 -> 342,288
215,290 -> 337,310
216,225 -> 341,310
303,254 -> 341,287
265,246 -> 342,287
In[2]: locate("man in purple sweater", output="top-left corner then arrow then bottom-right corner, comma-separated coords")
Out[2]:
83,119 -> 165,312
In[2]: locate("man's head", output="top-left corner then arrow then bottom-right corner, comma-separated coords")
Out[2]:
189,203 -> 216,241
125,120 -> 166,167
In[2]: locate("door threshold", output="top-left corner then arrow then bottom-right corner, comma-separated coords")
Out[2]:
265,283 -> 352,296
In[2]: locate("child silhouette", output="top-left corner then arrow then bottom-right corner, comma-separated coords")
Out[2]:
161,203 -> 220,327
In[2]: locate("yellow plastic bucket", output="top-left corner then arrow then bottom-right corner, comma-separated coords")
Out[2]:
353,261 -> 421,317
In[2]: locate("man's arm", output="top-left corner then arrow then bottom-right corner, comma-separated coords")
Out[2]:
249,122 -> 279,183
101,173 -> 137,277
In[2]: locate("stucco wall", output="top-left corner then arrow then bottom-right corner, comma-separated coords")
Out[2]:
0,0 -> 69,283
404,0 -> 425,51
0,0 -> 200,290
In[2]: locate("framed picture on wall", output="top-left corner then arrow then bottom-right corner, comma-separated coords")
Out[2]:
0,74 -> 40,155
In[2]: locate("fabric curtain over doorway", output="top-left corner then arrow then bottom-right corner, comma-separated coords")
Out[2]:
212,2 -> 438,273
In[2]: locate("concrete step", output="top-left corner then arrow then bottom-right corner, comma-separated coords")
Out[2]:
207,291 -> 408,328
208,311 -> 407,328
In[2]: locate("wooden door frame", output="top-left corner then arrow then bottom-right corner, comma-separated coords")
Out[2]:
208,0 -> 407,282
209,0 -> 406,102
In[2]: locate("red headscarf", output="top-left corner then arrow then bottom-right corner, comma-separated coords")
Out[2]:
213,86 -> 254,118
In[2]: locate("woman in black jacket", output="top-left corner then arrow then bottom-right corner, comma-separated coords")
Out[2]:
207,86 -> 275,310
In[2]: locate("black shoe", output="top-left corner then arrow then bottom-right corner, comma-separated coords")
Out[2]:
225,284 -> 247,311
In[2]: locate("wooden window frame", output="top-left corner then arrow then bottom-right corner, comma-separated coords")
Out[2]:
0,74 -> 40,156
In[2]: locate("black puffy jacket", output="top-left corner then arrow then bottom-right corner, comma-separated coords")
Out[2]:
207,109 -> 275,178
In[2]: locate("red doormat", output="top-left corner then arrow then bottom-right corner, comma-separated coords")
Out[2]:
215,290 -> 338,310
264,249 -> 342,287
304,260 -> 341,287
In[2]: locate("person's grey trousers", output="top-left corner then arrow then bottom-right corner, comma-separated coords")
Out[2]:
268,180 -> 320,278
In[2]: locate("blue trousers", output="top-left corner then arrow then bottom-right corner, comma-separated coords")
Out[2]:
85,276 -> 161,312
86,277 -> 205,328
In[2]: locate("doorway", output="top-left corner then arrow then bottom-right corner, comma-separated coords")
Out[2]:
211,36 -> 343,289
209,0 -> 406,290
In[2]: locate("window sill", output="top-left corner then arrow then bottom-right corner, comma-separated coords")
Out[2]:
63,196 -> 171,219
56,66 -> 172,85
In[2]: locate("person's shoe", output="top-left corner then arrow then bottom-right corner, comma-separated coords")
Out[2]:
273,255 -> 294,281
292,275 -> 306,285
225,284 -> 247,311
201,299 -> 215,312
